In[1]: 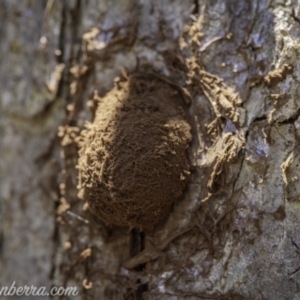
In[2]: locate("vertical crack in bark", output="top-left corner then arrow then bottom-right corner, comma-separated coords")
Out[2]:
192,0 -> 199,15
58,0 -> 67,64
56,0 -> 82,103
70,0 -> 82,62
49,204 -> 59,290
130,229 -> 148,299
49,0 -> 69,290
289,238 -> 300,277
231,135 -> 247,195
55,0 -> 68,100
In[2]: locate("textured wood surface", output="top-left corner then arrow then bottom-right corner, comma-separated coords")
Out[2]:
1,1 -> 300,299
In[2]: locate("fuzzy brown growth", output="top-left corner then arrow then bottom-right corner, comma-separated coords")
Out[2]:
77,74 -> 191,230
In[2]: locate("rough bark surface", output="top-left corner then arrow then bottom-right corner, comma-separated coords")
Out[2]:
1,1 -> 300,300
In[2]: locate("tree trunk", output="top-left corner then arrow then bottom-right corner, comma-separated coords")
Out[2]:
1,0 -> 300,299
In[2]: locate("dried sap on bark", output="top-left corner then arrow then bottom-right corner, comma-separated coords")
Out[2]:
77,74 -> 192,230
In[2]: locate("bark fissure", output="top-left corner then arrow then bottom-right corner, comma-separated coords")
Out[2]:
130,229 -> 148,299
3,1 -> 300,299
49,0 -> 71,289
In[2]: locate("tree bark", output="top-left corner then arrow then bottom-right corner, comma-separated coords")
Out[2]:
1,1 -> 300,300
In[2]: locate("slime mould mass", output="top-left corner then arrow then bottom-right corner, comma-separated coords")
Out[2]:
77,73 -> 192,231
